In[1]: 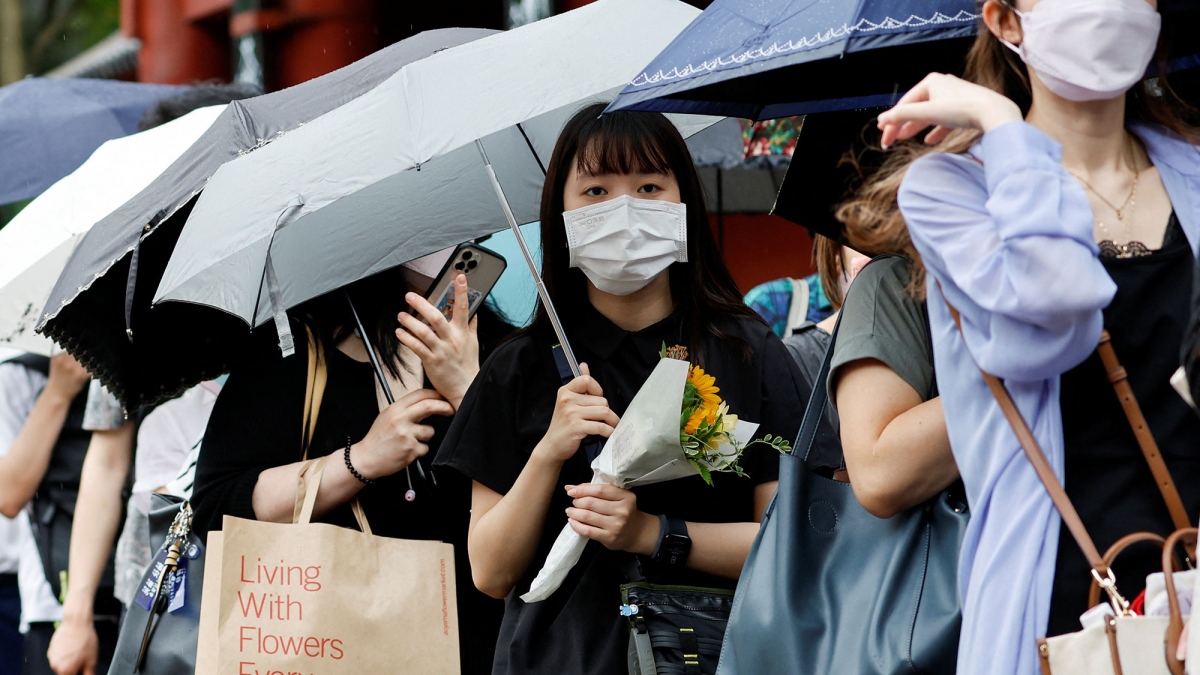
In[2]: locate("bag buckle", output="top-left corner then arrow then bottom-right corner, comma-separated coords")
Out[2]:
1091,568 -> 1132,616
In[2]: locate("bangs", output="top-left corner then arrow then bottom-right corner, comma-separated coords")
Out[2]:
572,112 -> 675,178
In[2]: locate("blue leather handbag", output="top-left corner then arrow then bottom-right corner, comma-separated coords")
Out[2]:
716,312 -> 968,675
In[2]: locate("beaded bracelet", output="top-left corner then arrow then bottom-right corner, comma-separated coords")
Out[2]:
343,436 -> 376,486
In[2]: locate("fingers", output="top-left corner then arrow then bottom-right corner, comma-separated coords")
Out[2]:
564,374 -> 603,397
412,424 -> 436,442
469,315 -> 478,336
405,291 -> 452,334
396,388 -> 446,406
573,394 -> 609,409
451,274 -> 470,327
565,363 -> 604,397
565,506 -> 612,527
568,496 -> 620,516
403,397 -> 455,421
578,406 -> 620,429
924,125 -> 952,145
585,421 -> 617,438
395,324 -> 434,362
397,311 -> 441,347
567,518 -> 604,541
566,483 -> 628,501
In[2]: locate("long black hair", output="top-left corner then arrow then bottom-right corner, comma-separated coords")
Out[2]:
532,104 -> 762,365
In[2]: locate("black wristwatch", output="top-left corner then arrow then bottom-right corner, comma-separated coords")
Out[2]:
651,514 -> 691,568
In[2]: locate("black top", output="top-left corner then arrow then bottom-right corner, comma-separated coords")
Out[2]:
435,304 -> 805,675
191,328 -> 502,675
1050,215 -> 1200,636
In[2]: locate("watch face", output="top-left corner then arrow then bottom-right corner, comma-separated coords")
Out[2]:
662,535 -> 691,567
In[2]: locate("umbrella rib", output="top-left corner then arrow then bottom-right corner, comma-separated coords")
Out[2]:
515,123 -> 547,176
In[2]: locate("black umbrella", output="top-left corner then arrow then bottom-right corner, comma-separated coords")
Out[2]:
772,108 -> 887,245
37,28 -> 497,409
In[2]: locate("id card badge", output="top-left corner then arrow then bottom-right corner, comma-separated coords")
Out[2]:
167,558 -> 187,613
134,548 -> 171,611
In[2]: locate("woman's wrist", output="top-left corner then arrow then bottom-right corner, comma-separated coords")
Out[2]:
628,510 -> 662,556
439,367 -> 478,411
529,441 -> 569,469
346,442 -> 380,483
978,99 -> 1023,134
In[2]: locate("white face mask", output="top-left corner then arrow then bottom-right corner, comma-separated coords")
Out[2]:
1000,0 -> 1161,102
563,194 -> 688,296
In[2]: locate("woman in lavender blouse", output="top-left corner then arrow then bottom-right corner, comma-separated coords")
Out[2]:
847,0 -> 1200,673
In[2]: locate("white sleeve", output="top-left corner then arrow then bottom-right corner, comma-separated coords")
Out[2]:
0,363 -> 47,456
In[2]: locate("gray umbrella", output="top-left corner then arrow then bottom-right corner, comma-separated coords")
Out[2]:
151,0 -> 712,383
37,28 -> 497,408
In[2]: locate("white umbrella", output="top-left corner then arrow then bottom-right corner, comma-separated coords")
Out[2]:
154,0 -> 716,371
0,105 -> 224,354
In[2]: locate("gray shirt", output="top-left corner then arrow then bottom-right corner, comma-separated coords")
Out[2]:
829,256 -> 936,405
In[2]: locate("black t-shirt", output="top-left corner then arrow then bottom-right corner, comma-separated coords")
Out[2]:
435,304 -> 805,675
191,328 -> 502,675
1050,215 -> 1200,636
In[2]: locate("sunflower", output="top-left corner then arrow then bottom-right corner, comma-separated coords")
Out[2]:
687,366 -> 721,408
684,401 -> 720,435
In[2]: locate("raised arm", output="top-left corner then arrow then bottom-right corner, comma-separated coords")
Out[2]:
0,355 -> 90,518
899,124 -> 1115,381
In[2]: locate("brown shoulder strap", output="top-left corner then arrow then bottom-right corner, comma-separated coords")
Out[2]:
301,325 -> 327,461
943,302 -> 1108,576
1095,332 -> 1192,533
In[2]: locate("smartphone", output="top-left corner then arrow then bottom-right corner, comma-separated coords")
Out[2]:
418,243 -> 507,323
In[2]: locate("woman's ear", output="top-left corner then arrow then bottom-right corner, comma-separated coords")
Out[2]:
982,0 -> 1023,46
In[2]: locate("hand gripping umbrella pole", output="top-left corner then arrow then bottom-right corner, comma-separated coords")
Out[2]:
475,140 -> 582,378
344,290 -> 431,498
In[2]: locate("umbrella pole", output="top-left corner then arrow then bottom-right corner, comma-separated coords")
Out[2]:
344,290 -> 430,487
475,140 -> 581,378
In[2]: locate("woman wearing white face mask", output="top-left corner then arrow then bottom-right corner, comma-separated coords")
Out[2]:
860,0 -> 1200,673
435,104 -> 806,675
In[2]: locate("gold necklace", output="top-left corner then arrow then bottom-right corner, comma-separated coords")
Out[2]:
1067,134 -> 1141,242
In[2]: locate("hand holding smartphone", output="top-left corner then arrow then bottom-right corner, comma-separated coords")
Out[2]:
417,244 -> 506,324
396,243 -> 507,411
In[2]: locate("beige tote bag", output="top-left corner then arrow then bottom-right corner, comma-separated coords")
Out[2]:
198,455 -> 460,675
197,330 -> 460,674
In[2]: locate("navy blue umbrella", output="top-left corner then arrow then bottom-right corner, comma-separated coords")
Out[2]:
608,0 -> 979,120
0,78 -> 187,205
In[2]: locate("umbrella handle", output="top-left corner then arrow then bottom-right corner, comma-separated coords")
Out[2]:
475,140 -> 582,378
344,291 -> 431,487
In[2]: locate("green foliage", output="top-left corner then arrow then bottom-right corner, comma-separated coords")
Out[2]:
22,0 -> 119,75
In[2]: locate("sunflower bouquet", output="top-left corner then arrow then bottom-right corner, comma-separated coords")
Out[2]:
665,343 -> 791,485
523,346 -> 788,603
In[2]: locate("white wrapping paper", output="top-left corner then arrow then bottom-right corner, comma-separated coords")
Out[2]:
520,358 -> 758,603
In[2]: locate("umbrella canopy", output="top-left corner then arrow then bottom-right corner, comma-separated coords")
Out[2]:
0,105 -> 225,356
36,28 -> 496,408
0,78 -> 188,205
606,0 -> 979,120
687,117 -> 794,214
772,108 -> 888,244
152,0 -> 712,351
